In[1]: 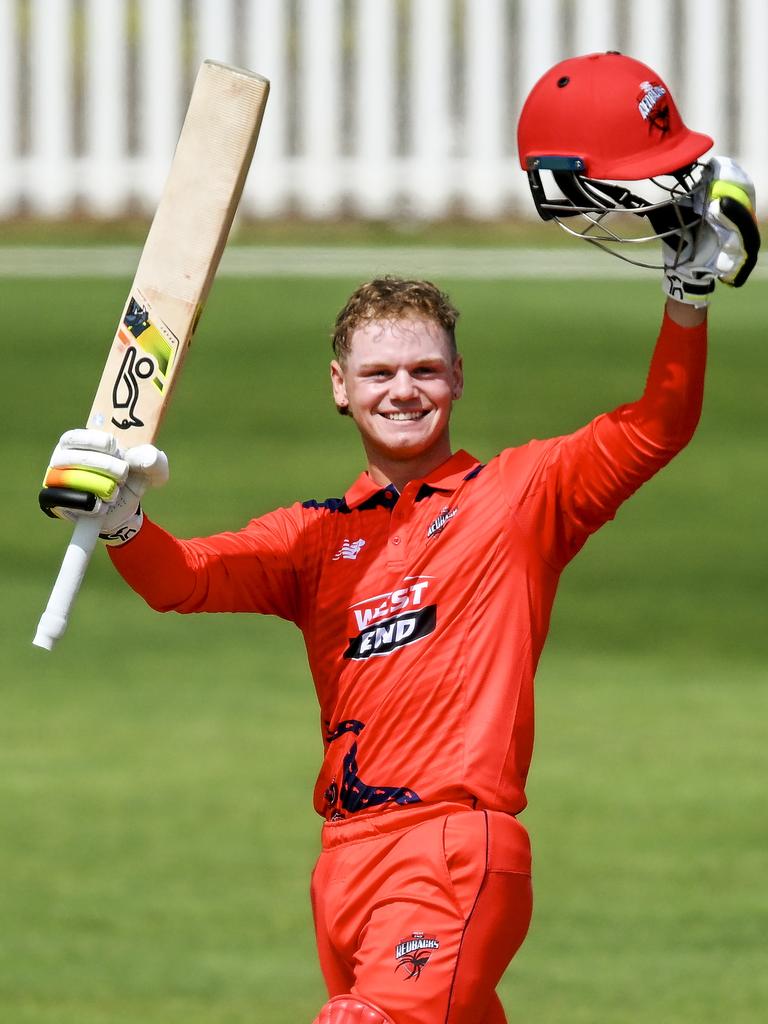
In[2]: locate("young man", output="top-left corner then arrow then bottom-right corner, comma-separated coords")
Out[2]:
40,54 -> 759,1024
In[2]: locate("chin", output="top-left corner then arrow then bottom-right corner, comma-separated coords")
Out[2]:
375,432 -> 438,459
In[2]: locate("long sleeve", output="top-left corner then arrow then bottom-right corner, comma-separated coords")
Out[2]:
504,311 -> 707,568
108,505 -> 306,623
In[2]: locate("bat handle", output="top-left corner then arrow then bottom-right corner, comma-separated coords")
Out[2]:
33,516 -> 104,650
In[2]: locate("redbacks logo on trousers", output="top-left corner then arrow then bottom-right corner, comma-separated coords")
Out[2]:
344,578 -> 436,660
395,932 -> 440,980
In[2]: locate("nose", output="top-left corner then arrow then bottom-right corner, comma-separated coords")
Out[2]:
389,369 -> 418,401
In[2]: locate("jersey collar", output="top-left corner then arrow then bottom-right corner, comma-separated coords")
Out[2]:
344,449 -> 481,510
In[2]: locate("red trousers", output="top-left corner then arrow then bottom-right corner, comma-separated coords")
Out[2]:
310,803 -> 532,1024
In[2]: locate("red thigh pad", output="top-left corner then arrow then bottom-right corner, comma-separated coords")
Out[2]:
314,994 -> 395,1024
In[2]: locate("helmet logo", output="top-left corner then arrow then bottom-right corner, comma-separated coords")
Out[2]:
637,81 -> 670,135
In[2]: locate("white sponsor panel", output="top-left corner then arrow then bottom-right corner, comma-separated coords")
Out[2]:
350,580 -> 430,631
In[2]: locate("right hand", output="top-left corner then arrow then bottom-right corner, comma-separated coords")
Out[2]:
40,429 -> 169,545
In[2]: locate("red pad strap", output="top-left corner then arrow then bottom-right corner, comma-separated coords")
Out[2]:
313,995 -> 395,1024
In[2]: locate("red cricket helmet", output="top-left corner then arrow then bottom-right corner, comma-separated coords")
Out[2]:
518,51 -> 712,180
516,52 -> 715,269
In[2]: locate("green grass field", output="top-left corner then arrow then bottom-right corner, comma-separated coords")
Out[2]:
2,266 -> 767,1024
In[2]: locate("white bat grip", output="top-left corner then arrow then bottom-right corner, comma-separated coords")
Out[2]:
33,516 -> 104,650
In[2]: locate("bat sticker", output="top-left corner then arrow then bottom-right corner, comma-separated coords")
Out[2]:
110,297 -> 176,430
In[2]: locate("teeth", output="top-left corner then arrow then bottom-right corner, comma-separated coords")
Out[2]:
383,412 -> 424,420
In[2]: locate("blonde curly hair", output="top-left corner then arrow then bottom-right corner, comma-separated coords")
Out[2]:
331,276 -> 460,365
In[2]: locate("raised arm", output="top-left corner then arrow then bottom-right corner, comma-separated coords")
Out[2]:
38,429 -> 306,624
108,510 -> 305,622
508,152 -> 759,567
518,305 -> 709,569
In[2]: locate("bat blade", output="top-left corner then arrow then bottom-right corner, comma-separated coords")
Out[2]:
90,60 -> 269,444
33,61 -> 270,650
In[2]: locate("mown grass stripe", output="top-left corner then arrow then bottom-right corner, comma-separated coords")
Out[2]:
0,244 -> 732,280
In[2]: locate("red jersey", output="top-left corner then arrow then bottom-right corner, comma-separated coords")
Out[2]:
110,314 -> 705,822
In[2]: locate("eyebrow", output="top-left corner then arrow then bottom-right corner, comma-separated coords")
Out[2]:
357,355 -> 449,371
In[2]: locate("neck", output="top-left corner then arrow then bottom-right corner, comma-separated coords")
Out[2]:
364,440 -> 454,493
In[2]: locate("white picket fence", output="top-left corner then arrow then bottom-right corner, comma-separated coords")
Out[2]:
1,0 -> 766,220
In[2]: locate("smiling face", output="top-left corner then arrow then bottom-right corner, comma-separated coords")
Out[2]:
330,316 -> 464,488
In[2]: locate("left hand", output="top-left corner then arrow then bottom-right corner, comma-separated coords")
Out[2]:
662,156 -> 761,307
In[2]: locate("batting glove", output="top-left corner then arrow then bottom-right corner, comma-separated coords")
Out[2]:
662,156 -> 761,307
40,429 -> 169,545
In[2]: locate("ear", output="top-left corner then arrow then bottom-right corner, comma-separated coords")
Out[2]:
451,355 -> 464,400
330,360 -> 349,411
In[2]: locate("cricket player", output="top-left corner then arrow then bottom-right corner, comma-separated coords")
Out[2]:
40,55 -> 759,1024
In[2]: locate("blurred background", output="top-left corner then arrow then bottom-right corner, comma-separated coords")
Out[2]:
1,3 -> 766,1024
2,0 -> 768,221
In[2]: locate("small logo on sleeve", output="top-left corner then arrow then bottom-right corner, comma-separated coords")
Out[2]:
395,932 -> 440,980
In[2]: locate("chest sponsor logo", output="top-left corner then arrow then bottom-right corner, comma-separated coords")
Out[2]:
333,537 -> 366,560
344,580 -> 436,660
344,606 -> 436,660
426,505 -> 458,539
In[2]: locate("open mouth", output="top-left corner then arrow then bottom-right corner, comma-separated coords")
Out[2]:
379,411 -> 429,421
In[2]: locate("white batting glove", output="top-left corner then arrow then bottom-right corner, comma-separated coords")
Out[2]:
663,156 -> 761,307
40,429 -> 169,545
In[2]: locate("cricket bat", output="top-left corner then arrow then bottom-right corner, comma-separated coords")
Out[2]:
33,60 -> 270,650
